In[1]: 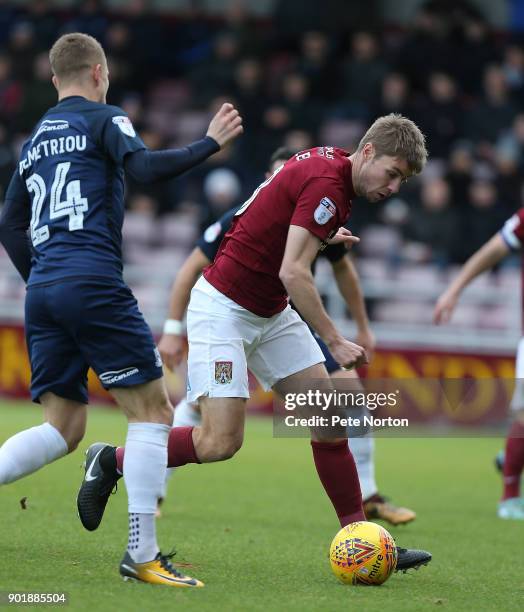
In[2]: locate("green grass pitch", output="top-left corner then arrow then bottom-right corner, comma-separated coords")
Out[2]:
0,400 -> 523,611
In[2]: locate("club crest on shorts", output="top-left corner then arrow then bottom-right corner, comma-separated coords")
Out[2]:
215,361 -> 233,384
314,196 -> 336,225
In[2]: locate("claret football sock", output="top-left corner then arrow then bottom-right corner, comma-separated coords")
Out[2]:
160,401 -> 201,499
167,426 -> 200,467
0,422 -> 67,485
115,426 -> 200,473
502,421 -> 524,500
311,439 -> 365,526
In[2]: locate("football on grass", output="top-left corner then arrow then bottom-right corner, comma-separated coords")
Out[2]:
329,521 -> 397,585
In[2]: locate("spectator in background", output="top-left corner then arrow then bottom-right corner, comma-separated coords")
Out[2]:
416,72 -> 462,159
0,55 -> 21,123
63,0 -> 108,44
296,31 -> 339,101
16,52 -> 56,131
7,21 -> 37,81
451,11 -> 498,97
342,31 -> 387,118
200,167 -> 242,231
466,65 -> 518,150
189,32 -> 239,105
404,177 -> 461,266
372,72 -> 412,120
445,141 -> 474,207
463,179 -> 506,259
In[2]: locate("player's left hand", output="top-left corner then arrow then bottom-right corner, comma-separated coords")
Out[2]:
328,227 -> 360,249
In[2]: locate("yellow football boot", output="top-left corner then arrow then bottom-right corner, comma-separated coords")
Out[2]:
119,551 -> 204,587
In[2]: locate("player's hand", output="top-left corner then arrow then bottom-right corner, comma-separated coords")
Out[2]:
328,337 -> 368,370
355,327 -> 376,361
433,290 -> 459,325
328,227 -> 360,249
206,102 -> 243,148
158,333 -> 185,371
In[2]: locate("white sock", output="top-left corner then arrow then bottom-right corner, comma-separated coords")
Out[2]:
124,422 -> 170,562
159,399 -> 202,499
348,434 -> 378,501
0,423 -> 68,485
128,513 -> 158,564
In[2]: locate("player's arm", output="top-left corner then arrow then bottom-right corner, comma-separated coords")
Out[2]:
158,247 -> 211,371
124,103 -> 243,183
433,233 -> 509,324
0,171 -> 32,282
280,225 -> 367,369
330,255 -> 376,358
158,208 -> 236,370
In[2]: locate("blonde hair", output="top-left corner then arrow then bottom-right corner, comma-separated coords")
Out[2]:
49,33 -> 106,85
357,113 -> 428,175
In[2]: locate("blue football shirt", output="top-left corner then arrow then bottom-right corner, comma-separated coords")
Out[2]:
5,95 -> 146,286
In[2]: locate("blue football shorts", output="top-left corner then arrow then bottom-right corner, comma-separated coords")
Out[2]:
25,278 -> 163,404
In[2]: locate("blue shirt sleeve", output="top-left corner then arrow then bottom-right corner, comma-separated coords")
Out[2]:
99,106 -> 146,165
124,137 -> 220,183
196,207 -> 239,261
0,170 -> 32,281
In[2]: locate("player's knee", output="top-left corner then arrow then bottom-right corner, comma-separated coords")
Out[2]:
218,432 -> 244,459
202,431 -> 243,461
155,396 -> 174,425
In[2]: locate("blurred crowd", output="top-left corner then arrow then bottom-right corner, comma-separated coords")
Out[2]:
1,0 -> 524,268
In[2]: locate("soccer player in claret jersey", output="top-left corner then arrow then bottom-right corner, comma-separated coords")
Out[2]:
79,116 -> 431,574
0,32 -> 242,587
154,146 -> 416,525
434,208 -> 524,520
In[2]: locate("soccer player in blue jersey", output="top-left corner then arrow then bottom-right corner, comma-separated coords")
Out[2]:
0,32 -> 242,587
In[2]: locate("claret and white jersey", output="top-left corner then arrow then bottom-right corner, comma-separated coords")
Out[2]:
204,146 -> 355,317
187,146 -> 357,401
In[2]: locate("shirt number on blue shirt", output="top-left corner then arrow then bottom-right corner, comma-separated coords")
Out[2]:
26,162 -> 88,246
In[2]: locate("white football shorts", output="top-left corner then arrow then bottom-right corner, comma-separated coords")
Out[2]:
510,337 -> 524,412
186,276 -> 325,402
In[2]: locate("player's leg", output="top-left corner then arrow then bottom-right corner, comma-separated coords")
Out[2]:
248,306 -> 365,524
273,362 -> 367,525
157,399 -> 202,514
69,278 -> 202,586
330,367 -> 416,525
256,308 -> 430,571
499,339 -> 524,519
0,393 -> 85,485
0,285 -> 88,485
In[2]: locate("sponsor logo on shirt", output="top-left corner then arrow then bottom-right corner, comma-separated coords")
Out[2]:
112,115 -> 136,137
314,196 -> 337,225
214,361 -> 233,384
154,347 -> 163,368
99,367 -> 139,385
32,119 -> 69,142
204,221 -> 223,243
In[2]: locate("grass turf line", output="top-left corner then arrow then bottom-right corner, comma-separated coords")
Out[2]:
0,400 -> 522,611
